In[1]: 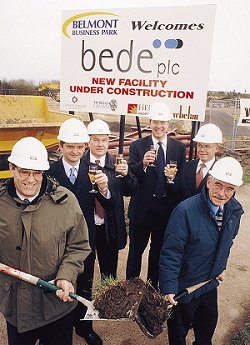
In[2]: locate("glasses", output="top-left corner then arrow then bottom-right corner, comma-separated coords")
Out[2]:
213,182 -> 236,196
15,167 -> 43,179
197,144 -> 216,150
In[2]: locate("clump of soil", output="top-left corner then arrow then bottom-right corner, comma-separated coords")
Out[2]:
93,277 -> 172,338
93,277 -> 146,319
135,283 -> 172,338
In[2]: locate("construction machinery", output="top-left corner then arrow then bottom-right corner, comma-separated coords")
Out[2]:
0,95 -> 71,178
37,83 -> 60,102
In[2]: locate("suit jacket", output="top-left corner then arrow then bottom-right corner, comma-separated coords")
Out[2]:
128,135 -> 186,224
47,152 -> 137,250
180,159 -> 216,201
47,157 -> 115,249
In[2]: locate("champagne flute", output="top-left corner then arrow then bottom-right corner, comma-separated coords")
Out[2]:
88,165 -> 98,193
148,145 -> 157,167
116,153 -> 124,178
167,160 -> 177,184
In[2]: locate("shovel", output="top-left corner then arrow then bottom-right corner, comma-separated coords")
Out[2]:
0,263 -> 100,320
134,279 -> 212,339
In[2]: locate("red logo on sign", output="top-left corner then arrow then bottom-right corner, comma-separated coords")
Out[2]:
127,104 -> 138,114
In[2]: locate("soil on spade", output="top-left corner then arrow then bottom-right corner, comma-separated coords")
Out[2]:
93,278 -> 171,338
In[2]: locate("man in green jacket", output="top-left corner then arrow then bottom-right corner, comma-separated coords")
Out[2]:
0,137 -> 91,345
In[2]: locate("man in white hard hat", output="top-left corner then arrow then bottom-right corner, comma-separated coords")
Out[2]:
159,157 -> 244,345
0,137 -> 90,345
47,118 -> 107,345
84,119 -> 136,279
126,101 -> 186,289
180,123 -> 223,200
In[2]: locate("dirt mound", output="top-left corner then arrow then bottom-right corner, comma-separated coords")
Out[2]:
93,278 -> 172,338
93,277 -> 146,319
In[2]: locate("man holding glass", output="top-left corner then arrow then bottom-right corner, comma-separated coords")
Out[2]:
85,119 -> 137,281
47,118 -> 108,345
126,101 -> 186,289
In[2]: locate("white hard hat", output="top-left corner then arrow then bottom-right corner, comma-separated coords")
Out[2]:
8,137 -> 49,171
57,118 -> 89,143
193,124 -> 222,144
148,102 -> 172,121
87,119 -> 110,135
209,157 -> 243,186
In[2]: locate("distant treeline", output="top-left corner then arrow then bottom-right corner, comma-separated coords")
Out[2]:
0,79 -> 249,99
0,79 -> 60,95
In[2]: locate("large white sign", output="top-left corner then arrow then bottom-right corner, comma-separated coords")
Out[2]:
61,5 -> 216,120
238,99 -> 250,126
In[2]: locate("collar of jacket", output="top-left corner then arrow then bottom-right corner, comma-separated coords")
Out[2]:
1,176 -> 69,205
201,185 -> 244,221
83,150 -> 115,171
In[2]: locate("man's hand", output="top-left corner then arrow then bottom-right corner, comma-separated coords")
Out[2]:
143,150 -> 156,168
165,293 -> 178,306
164,164 -> 178,179
216,271 -> 226,281
95,170 -> 108,193
115,159 -> 128,176
55,279 -> 74,302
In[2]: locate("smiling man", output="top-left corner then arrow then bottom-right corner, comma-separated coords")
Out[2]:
126,101 -> 186,289
180,123 -> 223,201
159,157 -> 244,345
0,137 -> 90,345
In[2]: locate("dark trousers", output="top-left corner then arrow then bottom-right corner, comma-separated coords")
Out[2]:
96,224 -> 119,279
7,309 -> 75,345
126,197 -> 172,289
167,288 -> 218,345
74,251 -> 96,334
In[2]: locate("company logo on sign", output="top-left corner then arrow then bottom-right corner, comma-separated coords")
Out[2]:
127,104 -> 138,114
109,99 -> 117,111
127,103 -> 150,115
62,12 -> 119,38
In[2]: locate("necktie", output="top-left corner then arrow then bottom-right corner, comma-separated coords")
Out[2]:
69,166 -> 76,185
196,163 -> 206,188
94,160 -> 105,219
154,142 -> 166,199
215,207 -> 223,231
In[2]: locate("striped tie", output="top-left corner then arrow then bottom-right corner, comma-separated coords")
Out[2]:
215,207 -> 223,231
196,163 -> 206,188
69,166 -> 76,184
94,160 -> 105,219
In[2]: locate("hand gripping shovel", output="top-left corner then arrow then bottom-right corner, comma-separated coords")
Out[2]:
0,263 -> 100,320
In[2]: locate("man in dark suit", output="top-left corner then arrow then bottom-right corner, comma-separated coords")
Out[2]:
47,118 -> 108,345
85,119 -> 137,280
180,123 -> 223,201
126,102 -> 186,289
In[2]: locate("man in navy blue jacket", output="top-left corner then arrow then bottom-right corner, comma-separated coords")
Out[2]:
159,157 -> 244,345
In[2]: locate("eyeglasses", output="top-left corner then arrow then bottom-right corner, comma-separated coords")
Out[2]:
213,182 -> 236,196
15,167 -> 43,179
197,144 -> 216,150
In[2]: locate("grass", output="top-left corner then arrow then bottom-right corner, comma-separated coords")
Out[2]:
231,323 -> 250,345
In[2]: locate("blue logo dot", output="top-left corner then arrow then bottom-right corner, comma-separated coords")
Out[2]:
153,39 -> 161,48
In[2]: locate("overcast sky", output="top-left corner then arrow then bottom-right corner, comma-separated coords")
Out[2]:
0,0 -> 249,92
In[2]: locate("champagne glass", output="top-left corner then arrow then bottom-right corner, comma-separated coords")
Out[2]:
167,160 -> 177,184
148,145 -> 157,167
88,165 -> 98,193
116,153 -> 124,178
